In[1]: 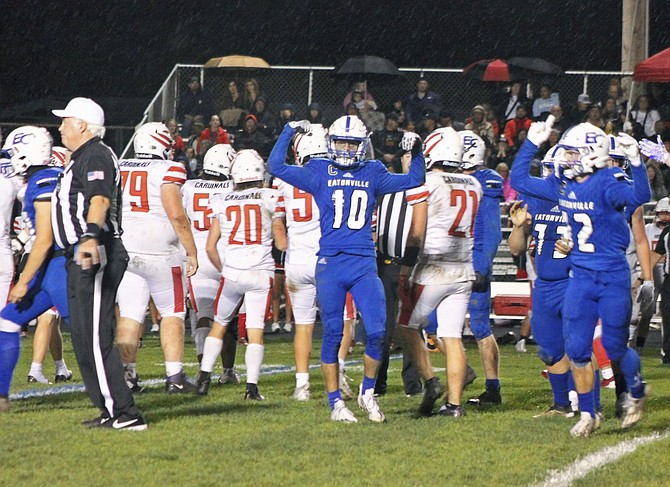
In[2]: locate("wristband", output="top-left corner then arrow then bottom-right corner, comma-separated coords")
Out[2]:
400,246 -> 420,267
636,277 -> 644,284
84,223 -> 101,239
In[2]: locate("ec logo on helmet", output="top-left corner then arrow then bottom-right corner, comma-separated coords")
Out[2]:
462,136 -> 477,148
585,132 -> 600,144
12,132 -> 35,145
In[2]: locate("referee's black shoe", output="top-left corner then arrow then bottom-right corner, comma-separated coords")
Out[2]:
82,413 -> 111,428
418,377 -> 444,416
165,372 -> 198,394
109,414 -> 148,431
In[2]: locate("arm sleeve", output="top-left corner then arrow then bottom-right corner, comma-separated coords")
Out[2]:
376,151 -> 425,195
509,140 -> 560,202
604,164 -> 651,210
267,125 -> 318,194
473,193 -> 502,275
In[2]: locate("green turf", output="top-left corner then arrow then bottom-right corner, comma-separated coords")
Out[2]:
1,333 -> 669,487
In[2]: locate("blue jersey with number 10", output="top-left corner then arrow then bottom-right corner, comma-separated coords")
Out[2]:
268,126 -> 425,257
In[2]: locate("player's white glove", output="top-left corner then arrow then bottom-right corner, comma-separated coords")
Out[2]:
636,280 -> 654,309
10,238 -> 23,256
288,120 -> 311,133
526,114 -> 555,146
640,135 -> 670,165
400,132 -> 421,155
617,132 -> 641,166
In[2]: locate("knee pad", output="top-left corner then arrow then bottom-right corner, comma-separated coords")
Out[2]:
536,347 -> 564,367
364,331 -> 385,361
321,331 -> 343,364
469,291 -> 491,340
424,309 -> 438,335
601,333 -> 626,361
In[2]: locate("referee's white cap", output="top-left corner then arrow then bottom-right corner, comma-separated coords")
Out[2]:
52,97 -> 104,126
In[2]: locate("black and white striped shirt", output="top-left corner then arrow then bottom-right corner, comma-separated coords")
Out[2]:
52,137 -> 122,249
655,225 -> 670,275
376,190 -> 413,259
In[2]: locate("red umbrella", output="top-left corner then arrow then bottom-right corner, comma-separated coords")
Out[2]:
463,59 -> 511,82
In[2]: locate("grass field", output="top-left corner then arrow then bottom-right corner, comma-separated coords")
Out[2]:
1,331 -> 669,487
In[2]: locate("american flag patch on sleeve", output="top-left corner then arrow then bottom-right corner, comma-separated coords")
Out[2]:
87,171 -> 105,181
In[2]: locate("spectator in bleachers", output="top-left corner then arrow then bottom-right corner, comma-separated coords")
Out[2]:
234,114 -> 271,159
485,103 -> 500,140
359,100 -> 385,133
465,105 -> 495,152
417,111 -> 439,140
532,84 -> 560,121
503,104 -> 532,152
187,121 -> 206,152
243,78 -> 262,111
586,105 -> 604,129
306,102 -> 325,125
566,93 -> 593,127
177,76 -> 213,137
495,81 -> 528,127
196,139 -> 213,175
222,80 -> 244,110
184,147 -> 198,177
646,159 -> 667,201
628,95 -> 661,140
600,82 -> 627,114
345,102 -> 361,117
602,97 -> 625,134
404,77 -> 444,124
278,103 -> 299,132
196,114 -> 230,153
250,95 -> 278,138
488,134 -> 510,169
371,112 -> 404,172
163,118 -> 185,160
439,110 -> 465,131
549,104 -> 570,134
342,81 -> 375,110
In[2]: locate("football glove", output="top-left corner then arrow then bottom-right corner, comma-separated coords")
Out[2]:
400,132 -> 422,156
288,120 -> 311,133
526,115 -> 555,146
471,272 -> 490,293
636,280 -> 654,309
617,132 -> 641,166
640,135 -> 670,165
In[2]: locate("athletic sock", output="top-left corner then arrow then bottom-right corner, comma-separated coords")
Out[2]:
165,361 -> 182,378
361,375 -> 376,394
54,359 -> 68,375
245,343 -> 264,384
0,331 -> 20,396
485,378 -> 500,392
577,390 -> 595,418
295,372 -> 309,388
201,337 -> 223,373
547,371 -> 570,407
327,390 -> 342,410
593,370 -> 601,411
28,362 -> 43,377
123,362 -> 137,378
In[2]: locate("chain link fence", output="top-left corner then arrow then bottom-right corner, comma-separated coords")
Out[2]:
122,64 -> 634,157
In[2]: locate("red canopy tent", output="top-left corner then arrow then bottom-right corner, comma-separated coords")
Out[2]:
634,47 -> 670,82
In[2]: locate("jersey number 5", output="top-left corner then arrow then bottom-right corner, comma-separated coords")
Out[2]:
120,170 -> 149,213
292,187 -> 313,222
192,193 -> 212,231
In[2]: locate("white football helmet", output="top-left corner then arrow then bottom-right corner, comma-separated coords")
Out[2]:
327,115 -> 370,167
50,146 -> 71,167
2,126 -> 53,176
557,123 -> 609,179
459,130 -> 486,170
423,127 -> 463,170
203,144 -> 236,178
293,124 -> 328,165
230,149 -> 265,185
607,134 -> 627,168
655,197 -> 670,228
540,145 -> 561,177
133,122 -> 173,159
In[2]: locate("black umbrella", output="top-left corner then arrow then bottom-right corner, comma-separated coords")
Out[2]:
507,57 -> 564,76
332,56 -> 401,78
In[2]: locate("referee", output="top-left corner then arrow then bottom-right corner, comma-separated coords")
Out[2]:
375,151 -> 422,396
52,98 -> 147,431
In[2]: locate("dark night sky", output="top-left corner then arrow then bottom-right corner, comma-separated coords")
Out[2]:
1,0 -> 669,109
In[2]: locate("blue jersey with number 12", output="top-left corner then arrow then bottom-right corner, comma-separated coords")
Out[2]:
267,126 -> 425,257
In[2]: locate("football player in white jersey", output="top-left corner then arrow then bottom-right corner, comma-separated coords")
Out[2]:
0,155 -> 20,313
116,122 -> 198,393
182,143 -> 240,383
272,125 -> 327,400
196,150 -> 283,400
398,127 -> 482,417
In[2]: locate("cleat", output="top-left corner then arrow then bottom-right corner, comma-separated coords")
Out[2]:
27,374 -> 52,385
196,371 -> 211,396
165,372 -> 198,394
0,396 -> 9,413
293,383 -> 310,401
218,368 -> 240,385
596,410 -> 606,422
615,392 -> 627,419
533,403 -> 575,418
357,384 -> 385,423
621,384 -> 650,429
467,388 -> 502,406
110,414 -> 148,431
271,322 -> 281,333
82,413 -> 112,428
331,399 -> 357,423
150,324 -> 160,333
426,337 -> 439,352
244,383 -> 266,401
283,322 -> 293,333
463,365 -> 477,389
570,412 -> 600,438
418,377 -> 444,416
515,338 -> 527,353
126,375 -> 145,393
339,368 -> 355,400
438,402 -> 466,417
541,369 -> 549,379
55,370 -> 73,383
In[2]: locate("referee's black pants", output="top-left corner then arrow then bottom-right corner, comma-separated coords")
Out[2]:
377,256 -> 422,394
660,274 -> 670,361
66,238 -> 140,419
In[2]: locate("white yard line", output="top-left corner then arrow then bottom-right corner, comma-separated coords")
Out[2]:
534,428 -> 670,487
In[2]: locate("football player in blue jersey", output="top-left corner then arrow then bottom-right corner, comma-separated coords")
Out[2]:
0,126 -> 69,412
457,130 -> 505,407
267,115 -> 425,423
508,148 -> 574,418
511,115 -> 651,437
